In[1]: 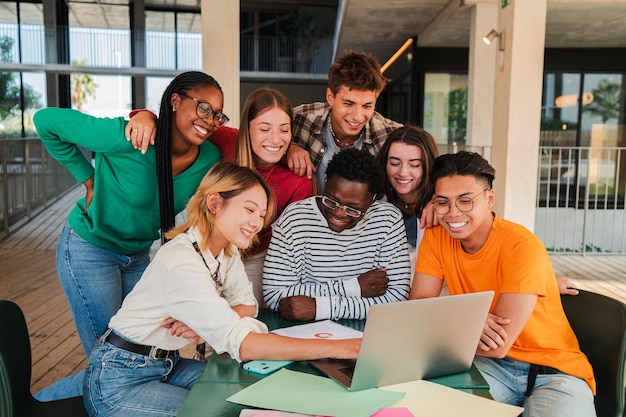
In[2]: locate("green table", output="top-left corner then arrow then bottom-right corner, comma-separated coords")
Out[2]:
177,309 -> 490,417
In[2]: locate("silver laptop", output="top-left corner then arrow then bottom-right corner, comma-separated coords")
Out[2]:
309,291 -> 494,391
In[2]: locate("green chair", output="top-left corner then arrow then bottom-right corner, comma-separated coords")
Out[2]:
0,299 -> 88,417
561,290 -> 626,417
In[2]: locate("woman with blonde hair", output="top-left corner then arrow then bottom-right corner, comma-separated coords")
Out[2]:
236,88 -> 315,303
84,161 -> 359,417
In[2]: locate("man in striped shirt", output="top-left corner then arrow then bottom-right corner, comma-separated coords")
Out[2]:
263,148 -> 411,321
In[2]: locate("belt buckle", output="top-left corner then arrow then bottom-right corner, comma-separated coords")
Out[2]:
151,347 -> 169,360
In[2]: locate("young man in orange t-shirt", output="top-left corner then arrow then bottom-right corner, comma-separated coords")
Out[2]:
411,152 -> 596,416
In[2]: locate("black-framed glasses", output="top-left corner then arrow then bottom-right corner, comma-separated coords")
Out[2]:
319,195 -> 368,218
432,188 -> 490,215
179,92 -> 229,127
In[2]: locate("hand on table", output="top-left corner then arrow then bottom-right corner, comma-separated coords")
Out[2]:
278,295 -> 316,321
358,268 -> 388,297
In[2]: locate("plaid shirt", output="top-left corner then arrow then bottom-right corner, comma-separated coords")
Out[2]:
291,102 -> 403,168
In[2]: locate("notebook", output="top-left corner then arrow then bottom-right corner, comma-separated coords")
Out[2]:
309,291 -> 494,391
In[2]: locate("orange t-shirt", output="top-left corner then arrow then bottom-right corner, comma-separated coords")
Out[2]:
416,214 -> 596,394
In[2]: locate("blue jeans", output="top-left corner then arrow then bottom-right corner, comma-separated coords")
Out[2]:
84,331 -> 206,417
35,222 -> 151,402
57,221 -> 151,356
473,356 -> 596,417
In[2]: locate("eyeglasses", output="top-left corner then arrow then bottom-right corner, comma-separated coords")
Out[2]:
179,92 -> 230,128
319,195 -> 368,218
432,188 -> 490,215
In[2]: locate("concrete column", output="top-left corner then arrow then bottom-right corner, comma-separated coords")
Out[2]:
491,0 -> 547,231
467,3 -> 498,153
130,0 -> 146,109
201,0 -> 240,126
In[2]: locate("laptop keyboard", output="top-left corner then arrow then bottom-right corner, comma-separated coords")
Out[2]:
338,365 -> 355,378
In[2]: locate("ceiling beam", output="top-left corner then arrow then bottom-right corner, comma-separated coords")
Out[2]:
417,0 -> 466,46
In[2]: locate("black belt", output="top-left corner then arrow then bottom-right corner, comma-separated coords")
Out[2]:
525,364 -> 560,396
100,329 -> 177,360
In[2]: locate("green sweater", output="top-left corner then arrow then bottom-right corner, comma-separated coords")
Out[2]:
34,108 -> 220,254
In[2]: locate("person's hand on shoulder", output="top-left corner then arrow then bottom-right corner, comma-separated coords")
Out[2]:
287,143 -> 316,179
419,202 -> 439,229
357,268 -> 389,297
125,110 -> 157,154
278,295 -> 316,321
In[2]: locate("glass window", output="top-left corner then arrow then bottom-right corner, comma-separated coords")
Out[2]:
145,11 -> 200,70
0,71 -> 44,138
176,12 -> 201,70
0,2 -> 18,64
582,74 -> 622,146
541,73 -> 580,147
22,72 -> 46,136
68,3 -> 128,29
423,73 -> 468,152
69,73 -> 131,118
146,76 -> 174,114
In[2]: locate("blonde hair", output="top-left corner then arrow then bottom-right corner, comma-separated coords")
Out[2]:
236,87 -> 293,170
165,161 -> 275,257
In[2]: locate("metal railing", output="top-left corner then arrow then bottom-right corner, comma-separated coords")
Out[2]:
0,23 -> 331,74
0,138 -> 77,238
536,145 -> 626,254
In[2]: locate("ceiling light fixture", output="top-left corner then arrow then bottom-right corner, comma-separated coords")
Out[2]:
381,37 -> 415,74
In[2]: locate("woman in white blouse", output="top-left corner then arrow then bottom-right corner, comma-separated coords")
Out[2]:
83,161 -> 360,417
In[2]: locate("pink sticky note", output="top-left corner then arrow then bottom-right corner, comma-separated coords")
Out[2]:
317,408 -> 414,417
370,407 -> 415,417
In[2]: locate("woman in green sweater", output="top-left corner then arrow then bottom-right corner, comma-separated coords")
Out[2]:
34,71 -> 225,362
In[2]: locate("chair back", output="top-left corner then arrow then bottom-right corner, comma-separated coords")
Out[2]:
0,354 -> 13,417
0,299 -> 35,416
561,290 -> 626,417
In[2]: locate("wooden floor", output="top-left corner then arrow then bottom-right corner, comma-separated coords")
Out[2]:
1,186 -> 626,394
0,186 -> 86,394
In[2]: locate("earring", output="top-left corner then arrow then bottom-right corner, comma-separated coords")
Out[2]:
173,107 -> 177,112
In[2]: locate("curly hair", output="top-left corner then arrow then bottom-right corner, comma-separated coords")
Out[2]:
431,151 -> 495,189
327,50 -> 387,95
377,126 -> 439,218
155,71 -> 223,244
325,148 -> 383,196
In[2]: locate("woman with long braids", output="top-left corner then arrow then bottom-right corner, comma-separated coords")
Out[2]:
34,71 -> 225,363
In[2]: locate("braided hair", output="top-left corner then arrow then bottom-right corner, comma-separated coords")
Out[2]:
156,71 -> 223,244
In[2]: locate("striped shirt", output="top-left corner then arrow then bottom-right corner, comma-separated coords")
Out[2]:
263,197 -> 411,320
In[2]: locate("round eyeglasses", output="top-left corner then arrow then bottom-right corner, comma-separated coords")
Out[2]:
179,92 -> 230,128
432,188 -> 490,215
319,195 -> 367,218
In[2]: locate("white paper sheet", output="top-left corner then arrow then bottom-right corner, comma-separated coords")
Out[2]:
271,320 -> 363,340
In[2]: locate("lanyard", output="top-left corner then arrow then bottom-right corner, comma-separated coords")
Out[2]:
186,229 -> 222,294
